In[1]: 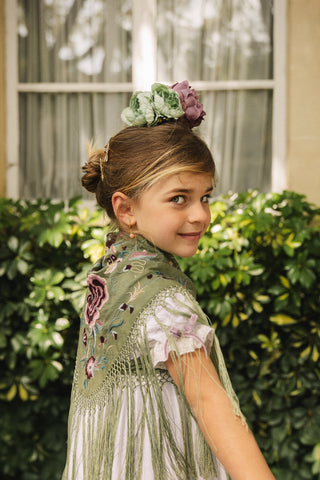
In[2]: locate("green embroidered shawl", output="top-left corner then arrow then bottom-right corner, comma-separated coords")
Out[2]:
62,233 -> 243,480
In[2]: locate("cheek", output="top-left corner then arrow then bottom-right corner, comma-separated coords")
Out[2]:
204,209 -> 211,228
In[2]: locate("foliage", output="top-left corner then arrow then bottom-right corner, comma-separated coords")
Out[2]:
0,197 -> 106,480
179,190 -> 320,480
0,190 -> 319,479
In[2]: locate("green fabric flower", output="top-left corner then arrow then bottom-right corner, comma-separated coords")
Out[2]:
121,91 -> 156,127
151,83 -> 184,122
121,83 -> 184,127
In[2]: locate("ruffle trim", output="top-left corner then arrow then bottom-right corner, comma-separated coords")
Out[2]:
143,290 -> 215,368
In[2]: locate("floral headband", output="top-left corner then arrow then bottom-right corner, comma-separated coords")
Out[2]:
100,81 -> 205,177
121,80 -> 205,129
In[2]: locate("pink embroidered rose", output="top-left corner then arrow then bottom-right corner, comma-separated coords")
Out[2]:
85,274 -> 108,328
85,356 -> 97,379
171,80 -> 206,127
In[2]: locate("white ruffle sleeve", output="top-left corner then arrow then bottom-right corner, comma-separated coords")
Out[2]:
143,290 -> 215,369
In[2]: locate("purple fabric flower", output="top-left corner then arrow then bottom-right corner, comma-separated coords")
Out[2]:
171,80 -> 206,127
85,274 -> 108,328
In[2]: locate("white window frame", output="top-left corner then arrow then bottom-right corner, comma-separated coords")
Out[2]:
5,0 -> 286,199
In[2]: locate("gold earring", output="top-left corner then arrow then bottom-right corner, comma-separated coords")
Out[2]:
129,221 -> 135,239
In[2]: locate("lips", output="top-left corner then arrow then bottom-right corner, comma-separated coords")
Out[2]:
178,232 -> 201,240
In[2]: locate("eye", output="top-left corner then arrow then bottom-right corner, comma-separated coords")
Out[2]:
170,195 -> 185,205
201,194 -> 212,203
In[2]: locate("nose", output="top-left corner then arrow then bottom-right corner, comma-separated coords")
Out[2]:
188,202 -> 210,225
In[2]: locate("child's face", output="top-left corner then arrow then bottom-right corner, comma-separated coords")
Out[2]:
131,171 -> 213,257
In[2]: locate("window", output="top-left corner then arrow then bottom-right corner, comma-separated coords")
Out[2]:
6,0 -> 286,199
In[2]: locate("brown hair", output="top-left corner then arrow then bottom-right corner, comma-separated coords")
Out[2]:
82,120 -> 215,223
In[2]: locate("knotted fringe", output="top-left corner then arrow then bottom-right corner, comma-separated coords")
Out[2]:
63,287 -> 241,479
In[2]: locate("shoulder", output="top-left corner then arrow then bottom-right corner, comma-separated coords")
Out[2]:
138,285 -> 214,369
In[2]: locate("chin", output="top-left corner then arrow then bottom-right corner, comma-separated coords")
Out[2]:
175,247 -> 198,258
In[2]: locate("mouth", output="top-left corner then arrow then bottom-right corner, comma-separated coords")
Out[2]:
178,232 -> 202,240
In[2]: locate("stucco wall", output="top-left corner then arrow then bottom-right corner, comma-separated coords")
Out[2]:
0,0 -> 6,196
287,0 -> 320,205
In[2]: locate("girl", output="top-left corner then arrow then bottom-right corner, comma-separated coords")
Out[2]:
62,82 -> 275,480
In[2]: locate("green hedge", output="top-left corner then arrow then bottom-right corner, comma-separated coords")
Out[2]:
0,191 -> 319,480
0,197 -> 101,480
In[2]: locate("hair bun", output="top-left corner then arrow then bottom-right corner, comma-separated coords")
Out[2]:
81,149 -> 104,193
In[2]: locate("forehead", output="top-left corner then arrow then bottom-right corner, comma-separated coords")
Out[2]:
147,171 -> 214,194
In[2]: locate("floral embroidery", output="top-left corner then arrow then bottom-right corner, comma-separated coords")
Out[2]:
155,271 -> 172,280
105,233 -> 117,251
119,303 -> 134,314
127,281 -> 144,302
128,251 -> 157,260
130,260 -> 146,273
106,254 -> 117,264
85,274 -> 109,329
79,235 -> 193,392
83,354 -> 108,390
108,319 -> 124,334
85,356 -> 98,379
105,257 -> 122,274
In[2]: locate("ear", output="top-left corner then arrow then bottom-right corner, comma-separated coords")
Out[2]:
112,192 -> 135,228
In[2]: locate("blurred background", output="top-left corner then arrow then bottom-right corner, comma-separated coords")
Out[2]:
1,0 -> 319,204
0,2 -> 320,480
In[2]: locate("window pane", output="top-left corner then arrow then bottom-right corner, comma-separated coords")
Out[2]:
199,89 -> 272,193
19,92 -> 130,198
18,0 -> 132,83
15,0 -> 274,199
156,0 -> 273,81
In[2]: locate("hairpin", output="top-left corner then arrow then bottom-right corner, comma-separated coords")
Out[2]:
100,143 -> 110,182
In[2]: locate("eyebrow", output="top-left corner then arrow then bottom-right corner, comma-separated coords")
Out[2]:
166,186 -> 213,195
